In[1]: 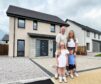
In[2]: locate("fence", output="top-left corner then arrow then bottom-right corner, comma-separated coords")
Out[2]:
77,46 -> 87,55
0,44 -> 8,55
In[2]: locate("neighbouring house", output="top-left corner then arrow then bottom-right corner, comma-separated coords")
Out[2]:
66,19 -> 101,53
2,34 -> 9,44
6,5 -> 69,58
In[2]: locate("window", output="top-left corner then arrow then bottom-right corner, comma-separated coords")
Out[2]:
18,18 -> 25,28
17,40 -> 25,56
86,43 -> 90,50
98,34 -> 100,39
33,21 -> 37,30
51,24 -> 55,32
94,33 -> 96,38
87,31 -> 90,37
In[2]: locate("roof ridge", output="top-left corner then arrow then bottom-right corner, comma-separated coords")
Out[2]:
66,19 -> 101,33
9,5 -> 58,18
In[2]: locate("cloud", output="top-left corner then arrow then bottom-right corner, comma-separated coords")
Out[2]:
0,0 -> 101,33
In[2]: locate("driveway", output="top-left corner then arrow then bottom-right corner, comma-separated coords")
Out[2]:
33,54 -> 101,75
0,57 -> 50,84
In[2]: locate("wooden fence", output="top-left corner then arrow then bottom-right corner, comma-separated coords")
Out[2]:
77,46 -> 87,55
0,44 -> 8,55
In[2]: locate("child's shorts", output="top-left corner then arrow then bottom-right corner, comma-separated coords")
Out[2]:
69,64 -> 76,70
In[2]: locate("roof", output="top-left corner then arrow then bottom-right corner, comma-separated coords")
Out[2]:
2,34 -> 9,41
6,5 -> 69,26
66,19 -> 101,34
28,33 -> 55,39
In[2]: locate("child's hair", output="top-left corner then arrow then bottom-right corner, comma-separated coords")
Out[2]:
67,30 -> 76,42
56,41 -> 67,56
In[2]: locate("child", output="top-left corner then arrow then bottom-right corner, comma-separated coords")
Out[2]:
55,42 -> 69,83
68,49 -> 76,79
67,30 -> 78,77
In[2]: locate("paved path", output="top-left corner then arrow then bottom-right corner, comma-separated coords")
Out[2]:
0,57 -> 50,84
51,69 -> 101,84
33,55 -> 101,75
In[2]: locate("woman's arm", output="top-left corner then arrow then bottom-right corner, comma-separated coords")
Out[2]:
75,43 -> 78,52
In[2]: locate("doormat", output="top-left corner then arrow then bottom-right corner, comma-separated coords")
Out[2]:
25,79 -> 54,84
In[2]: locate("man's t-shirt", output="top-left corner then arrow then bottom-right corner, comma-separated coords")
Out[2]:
56,33 -> 67,46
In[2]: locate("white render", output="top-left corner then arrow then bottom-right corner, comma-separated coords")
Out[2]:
67,21 -> 101,52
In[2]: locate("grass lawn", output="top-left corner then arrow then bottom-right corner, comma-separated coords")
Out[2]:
95,54 -> 101,57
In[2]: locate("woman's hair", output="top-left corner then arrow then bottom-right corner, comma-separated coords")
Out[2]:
67,30 -> 76,42
56,41 -> 66,56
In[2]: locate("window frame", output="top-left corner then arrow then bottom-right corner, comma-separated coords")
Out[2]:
87,31 -> 90,37
17,39 -> 25,56
50,24 -> 55,32
98,34 -> 100,39
33,20 -> 38,30
94,33 -> 96,38
18,18 -> 25,28
86,43 -> 90,50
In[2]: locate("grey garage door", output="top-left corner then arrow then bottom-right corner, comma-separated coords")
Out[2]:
92,40 -> 101,52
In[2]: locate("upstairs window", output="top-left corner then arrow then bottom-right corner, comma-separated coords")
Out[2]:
33,21 -> 37,30
51,24 -> 55,32
18,18 -> 25,28
87,31 -> 90,37
98,34 -> 100,39
94,33 -> 96,38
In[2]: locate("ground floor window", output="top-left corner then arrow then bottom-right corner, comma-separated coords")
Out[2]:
86,43 -> 90,50
17,40 -> 25,56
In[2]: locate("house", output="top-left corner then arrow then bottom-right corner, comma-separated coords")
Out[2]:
6,5 -> 69,58
66,19 -> 101,52
2,34 -> 9,44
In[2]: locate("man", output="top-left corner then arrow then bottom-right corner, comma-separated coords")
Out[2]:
56,26 -> 67,47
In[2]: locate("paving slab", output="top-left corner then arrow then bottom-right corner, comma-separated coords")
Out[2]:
0,57 -> 50,84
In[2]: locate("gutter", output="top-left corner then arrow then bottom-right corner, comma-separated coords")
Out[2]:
13,17 -> 16,57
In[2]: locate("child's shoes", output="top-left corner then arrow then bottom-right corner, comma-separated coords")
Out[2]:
59,76 -> 62,83
70,74 -> 74,79
63,76 -> 67,83
55,73 -> 58,79
74,72 -> 79,77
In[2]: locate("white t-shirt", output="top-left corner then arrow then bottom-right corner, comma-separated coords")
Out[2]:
55,49 -> 69,67
67,38 -> 78,47
56,33 -> 67,45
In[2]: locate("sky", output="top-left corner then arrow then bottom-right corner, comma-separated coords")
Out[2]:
0,0 -> 101,38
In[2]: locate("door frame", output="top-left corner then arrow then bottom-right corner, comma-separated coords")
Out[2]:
40,40 -> 48,56
17,39 -> 25,57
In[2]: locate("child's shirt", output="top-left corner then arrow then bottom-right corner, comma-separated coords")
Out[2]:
55,49 -> 69,57
68,54 -> 75,65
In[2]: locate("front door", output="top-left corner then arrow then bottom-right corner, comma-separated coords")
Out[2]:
40,40 -> 48,56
